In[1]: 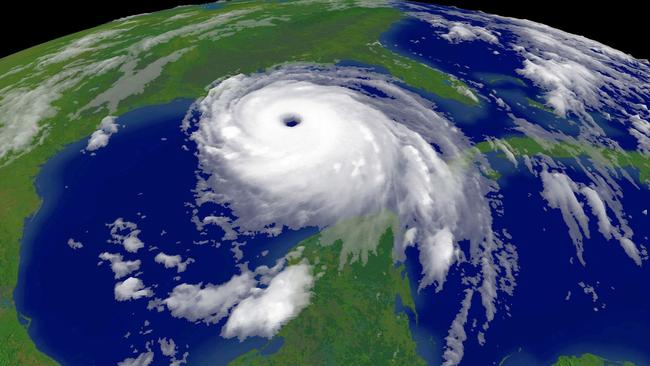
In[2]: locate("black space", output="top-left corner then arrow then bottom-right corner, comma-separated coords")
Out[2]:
1,1 -> 647,60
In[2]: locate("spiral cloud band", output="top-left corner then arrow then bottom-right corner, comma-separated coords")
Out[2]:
191,65 -> 503,298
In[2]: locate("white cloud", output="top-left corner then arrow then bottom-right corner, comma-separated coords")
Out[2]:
491,139 -> 518,167
199,215 -> 238,240
629,115 -> 650,154
79,49 -> 192,115
67,238 -> 83,250
123,235 -> 145,253
453,84 -> 479,103
442,24 -> 499,44
115,277 -> 153,301
162,251 -> 315,340
0,56 -> 123,163
539,169 -> 645,266
418,227 -> 456,291
131,10 -> 250,53
86,116 -> 118,151
158,337 -> 176,357
516,57 -> 599,118
619,237 -> 643,266
409,4 -> 650,137
99,252 -> 141,279
163,271 -> 256,324
540,170 -> 590,264
171,353 -> 189,366
222,264 -> 314,340
442,289 -> 474,366
581,186 -> 612,239
0,8 -> 257,163
318,211 -> 398,271
158,337 -> 189,366
108,218 -> 146,253
117,351 -> 154,366
578,281 -> 599,302
509,23 -> 648,122
37,29 -> 126,67
191,65 -> 498,294
409,12 -> 499,44
155,252 -> 194,273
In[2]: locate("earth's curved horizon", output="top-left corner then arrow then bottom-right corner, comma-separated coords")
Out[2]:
1,1 -> 649,365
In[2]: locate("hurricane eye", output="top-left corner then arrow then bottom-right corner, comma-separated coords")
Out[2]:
282,114 -> 302,127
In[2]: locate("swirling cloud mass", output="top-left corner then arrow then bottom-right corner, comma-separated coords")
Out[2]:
192,65 -> 499,289
190,66 -> 514,350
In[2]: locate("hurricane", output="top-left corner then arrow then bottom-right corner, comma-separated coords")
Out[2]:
189,65 -> 516,360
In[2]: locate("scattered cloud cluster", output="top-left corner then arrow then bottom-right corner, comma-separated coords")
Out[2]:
86,116 -> 119,151
154,252 -> 194,273
442,289 -> 473,366
629,115 -> 650,154
163,271 -> 256,324
158,337 -> 176,357
221,263 -> 314,340
67,238 -> 84,250
117,351 -> 154,366
99,252 -> 141,279
158,337 -> 189,366
100,218 -> 154,303
108,218 -> 146,253
540,170 -> 591,262
115,277 -> 153,301
409,12 -> 499,44
161,248 -> 313,341
541,170 -> 644,266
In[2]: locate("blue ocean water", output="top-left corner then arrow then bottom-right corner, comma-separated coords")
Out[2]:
14,99 -> 317,365
401,165 -> 650,365
385,7 -> 650,365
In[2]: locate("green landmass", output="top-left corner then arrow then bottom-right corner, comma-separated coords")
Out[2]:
230,212 -> 425,366
552,353 -> 635,366
0,1 -> 473,363
472,73 -> 650,184
476,136 -> 650,183
526,97 -> 556,114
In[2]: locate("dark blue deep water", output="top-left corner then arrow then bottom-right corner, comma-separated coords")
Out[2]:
14,100 -> 317,365
404,169 -> 650,365
386,6 -> 650,365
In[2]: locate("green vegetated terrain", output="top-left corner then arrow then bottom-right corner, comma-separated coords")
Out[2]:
476,135 -> 650,184
474,72 -> 650,185
230,212 -> 425,366
551,353 -> 635,366
0,0 -> 472,364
